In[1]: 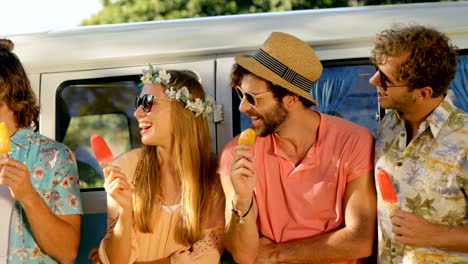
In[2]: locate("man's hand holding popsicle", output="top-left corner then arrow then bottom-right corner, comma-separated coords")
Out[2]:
378,168 -> 417,247
0,122 -> 35,202
0,122 -> 11,264
230,128 -> 257,222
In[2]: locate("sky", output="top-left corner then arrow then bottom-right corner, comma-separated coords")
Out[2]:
0,0 -> 103,36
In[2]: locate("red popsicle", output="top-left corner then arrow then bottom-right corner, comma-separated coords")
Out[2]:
90,134 -> 114,167
377,168 -> 398,203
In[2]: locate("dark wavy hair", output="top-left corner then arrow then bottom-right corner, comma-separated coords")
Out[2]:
0,39 -> 40,131
371,24 -> 458,97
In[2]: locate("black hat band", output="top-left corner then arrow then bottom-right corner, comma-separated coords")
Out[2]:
253,48 -> 315,92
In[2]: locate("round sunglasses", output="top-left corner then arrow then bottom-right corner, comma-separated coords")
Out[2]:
234,86 -> 272,106
135,94 -> 171,113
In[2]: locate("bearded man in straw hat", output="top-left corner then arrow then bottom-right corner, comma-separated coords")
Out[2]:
219,32 -> 376,263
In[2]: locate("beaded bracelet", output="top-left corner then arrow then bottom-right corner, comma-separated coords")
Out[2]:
231,198 -> 254,224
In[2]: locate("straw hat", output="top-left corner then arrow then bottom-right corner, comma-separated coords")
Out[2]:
235,32 -> 323,105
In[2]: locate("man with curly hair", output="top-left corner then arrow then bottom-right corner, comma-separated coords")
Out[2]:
370,24 -> 468,263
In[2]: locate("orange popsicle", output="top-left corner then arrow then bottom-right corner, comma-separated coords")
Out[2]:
90,134 -> 114,167
0,122 -> 11,155
238,128 -> 256,145
377,168 -> 398,203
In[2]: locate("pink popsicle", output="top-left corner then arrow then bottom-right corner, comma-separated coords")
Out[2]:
377,168 -> 398,203
90,134 -> 114,167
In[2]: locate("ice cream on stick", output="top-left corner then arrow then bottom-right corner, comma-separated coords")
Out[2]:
377,168 -> 398,203
0,122 -> 11,156
237,128 -> 257,145
90,134 -> 114,167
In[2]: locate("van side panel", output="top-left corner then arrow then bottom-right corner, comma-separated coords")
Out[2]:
5,2 -> 468,263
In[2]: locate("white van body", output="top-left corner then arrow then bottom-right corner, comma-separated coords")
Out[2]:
7,2 -> 468,262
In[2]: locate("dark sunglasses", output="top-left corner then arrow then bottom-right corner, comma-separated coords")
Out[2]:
375,66 -> 411,91
234,86 -> 272,106
135,94 -> 171,113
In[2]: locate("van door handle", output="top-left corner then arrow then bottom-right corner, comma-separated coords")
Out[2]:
213,104 -> 224,123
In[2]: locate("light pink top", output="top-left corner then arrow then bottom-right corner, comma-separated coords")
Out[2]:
99,148 -> 224,264
219,113 -> 374,264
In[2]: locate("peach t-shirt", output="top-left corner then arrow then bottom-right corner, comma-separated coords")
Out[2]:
219,113 -> 374,264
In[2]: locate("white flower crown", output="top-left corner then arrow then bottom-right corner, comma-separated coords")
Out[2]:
140,64 -> 214,118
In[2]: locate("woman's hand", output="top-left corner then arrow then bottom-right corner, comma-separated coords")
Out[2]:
103,165 -> 133,212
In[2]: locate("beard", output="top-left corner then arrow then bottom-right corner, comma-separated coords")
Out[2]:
248,100 -> 288,137
379,91 -> 418,112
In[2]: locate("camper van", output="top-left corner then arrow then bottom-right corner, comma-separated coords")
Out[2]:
6,1 -> 468,262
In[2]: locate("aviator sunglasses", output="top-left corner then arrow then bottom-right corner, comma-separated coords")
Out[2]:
375,66 -> 412,91
135,94 -> 171,113
234,86 -> 272,106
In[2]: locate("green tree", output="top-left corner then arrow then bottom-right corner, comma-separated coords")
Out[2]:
80,0 -> 348,26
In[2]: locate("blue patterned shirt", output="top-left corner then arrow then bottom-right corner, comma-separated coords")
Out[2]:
375,97 -> 468,263
7,128 -> 82,264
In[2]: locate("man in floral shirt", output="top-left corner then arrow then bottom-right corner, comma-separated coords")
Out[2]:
0,38 -> 82,264
369,24 -> 468,263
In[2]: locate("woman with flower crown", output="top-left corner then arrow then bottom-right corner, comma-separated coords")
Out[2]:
97,65 -> 224,264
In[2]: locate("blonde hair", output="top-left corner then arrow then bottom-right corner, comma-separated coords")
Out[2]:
132,70 -> 220,246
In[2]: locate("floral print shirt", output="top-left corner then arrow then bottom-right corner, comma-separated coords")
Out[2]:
7,128 -> 82,264
375,97 -> 468,263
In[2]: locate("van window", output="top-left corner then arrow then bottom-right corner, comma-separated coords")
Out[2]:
451,52 -> 468,111
56,76 -> 142,189
312,63 -> 379,135
235,60 -> 379,136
